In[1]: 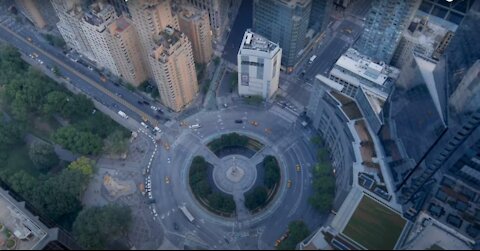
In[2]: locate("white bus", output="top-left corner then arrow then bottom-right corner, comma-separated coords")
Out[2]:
179,206 -> 195,222
189,123 -> 201,129
309,55 -> 317,64
117,110 -> 128,119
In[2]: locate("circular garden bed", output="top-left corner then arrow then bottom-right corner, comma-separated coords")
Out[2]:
244,155 -> 280,213
189,156 -> 236,217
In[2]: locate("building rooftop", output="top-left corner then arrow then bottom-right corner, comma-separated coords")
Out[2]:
240,29 -> 280,54
179,6 -> 208,22
154,26 -> 182,47
83,2 -> 115,27
334,48 -> 400,86
0,189 -> 56,250
109,16 -> 131,34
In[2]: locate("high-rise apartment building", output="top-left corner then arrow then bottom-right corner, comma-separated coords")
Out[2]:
128,0 -> 179,76
150,27 -> 199,112
106,17 -> 147,86
15,0 -> 47,29
178,6 -> 213,64
237,29 -> 282,99
81,2 -> 117,72
253,0 -> 312,72
354,0 -> 419,63
50,0 -> 95,61
183,0 -> 232,40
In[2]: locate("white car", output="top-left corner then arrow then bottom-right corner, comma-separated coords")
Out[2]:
150,105 -> 158,111
141,122 -> 149,129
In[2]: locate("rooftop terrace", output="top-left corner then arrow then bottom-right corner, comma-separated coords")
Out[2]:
240,29 -> 279,54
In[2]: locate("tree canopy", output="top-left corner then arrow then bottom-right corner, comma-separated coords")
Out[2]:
277,221 -> 311,250
28,141 -> 59,172
73,204 -> 132,250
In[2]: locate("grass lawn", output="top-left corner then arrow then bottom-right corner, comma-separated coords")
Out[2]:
342,195 -> 406,250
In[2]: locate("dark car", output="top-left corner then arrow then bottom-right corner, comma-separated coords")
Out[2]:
173,222 -> 179,231
113,83 -> 120,87
157,109 -> 164,114
235,119 -> 243,124
155,115 -> 161,119
142,100 -> 150,105
137,100 -> 143,105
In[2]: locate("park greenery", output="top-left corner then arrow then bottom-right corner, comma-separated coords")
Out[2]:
308,135 -> 335,213
189,156 -> 236,215
207,133 -> 263,156
245,155 -> 280,211
73,204 -> 132,250
28,141 -> 59,172
0,43 -> 130,234
245,186 -> 268,210
0,44 -> 129,156
1,157 -> 95,227
277,221 -> 311,250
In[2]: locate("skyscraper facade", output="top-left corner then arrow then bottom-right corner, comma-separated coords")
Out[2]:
183,0 -> 232,40
237,29 -> 282,99
253,0 -> 312,72
354,0 -> 419,63
178,6 -> 213,64
106,17 -> 147,86
150,27 -> 199,112
128,0 -> 179,77
81,2 -> 117,72
50,0 -> 95,61
128,0 -> 198,111
308,0 -> 332,32
380,0 -> 480,213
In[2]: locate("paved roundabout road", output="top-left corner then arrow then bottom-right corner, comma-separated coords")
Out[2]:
149,106 -> 326,249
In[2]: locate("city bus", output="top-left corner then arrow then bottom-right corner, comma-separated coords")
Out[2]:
179,206 -> 195,222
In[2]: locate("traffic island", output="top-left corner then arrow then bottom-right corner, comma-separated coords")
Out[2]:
189,156 -> 236,217
244,155 -> 281,213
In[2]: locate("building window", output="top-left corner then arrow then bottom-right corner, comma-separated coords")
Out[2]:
241,73 -> 249,86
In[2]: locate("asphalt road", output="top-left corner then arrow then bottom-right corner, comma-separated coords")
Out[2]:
301,18 -> 363,82
222,0 -> 253,65
148,107 -> 324,249
0,15 -> 171,129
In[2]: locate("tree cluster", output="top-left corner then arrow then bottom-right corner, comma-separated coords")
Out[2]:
263,155 -> 280,190
277,221 -> 311,250
244,186 -> 268,211
189,156 -> 236,214
73,204 -> 132,250
0,44 -> 129,156
2,157 -> 94,222
308,163 -> 335,213
207,133 -> 249,153
28,141 -> 59,172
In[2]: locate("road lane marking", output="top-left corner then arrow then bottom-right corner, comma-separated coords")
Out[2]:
0,23 -> 158,126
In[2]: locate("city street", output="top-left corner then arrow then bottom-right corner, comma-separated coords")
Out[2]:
0,15 -> 172,130
0,0 -> 375,249
148,107 -> 325,249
